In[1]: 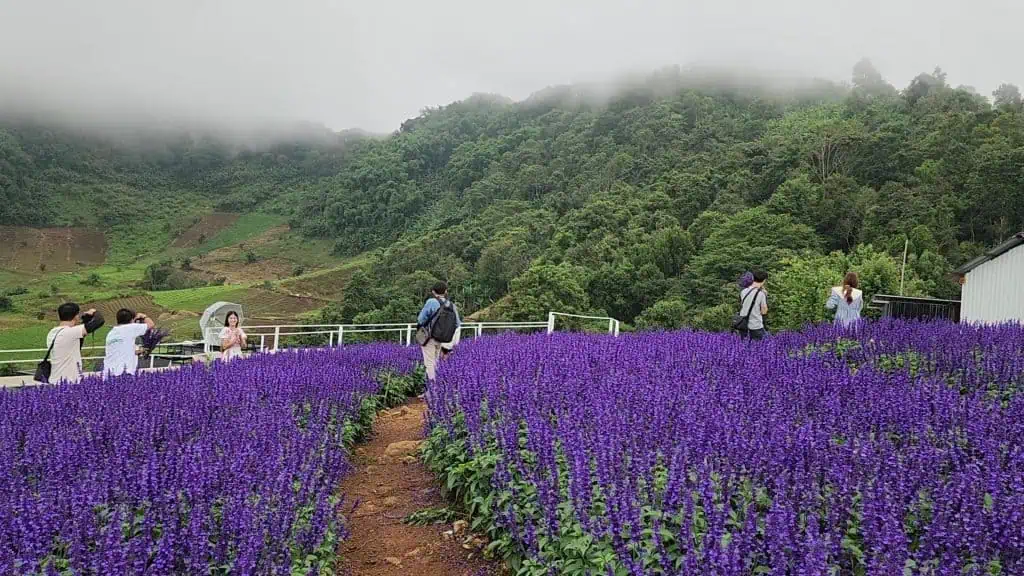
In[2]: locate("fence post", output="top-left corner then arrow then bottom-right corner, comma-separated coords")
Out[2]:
405,324 -> 413,346
150,354 -> 155,369
328,332 -> 333,347
259,334 -> 266,352
273,327 -> 280,351
547,312 -> 556,334
476,323 -> 483,338
337,326 -> 344,347
203,329 -> 210,355
613,320 -> 620,337
608,318 -> 614,335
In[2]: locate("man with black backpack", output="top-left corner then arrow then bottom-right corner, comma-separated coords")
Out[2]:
415,281 -> 461,381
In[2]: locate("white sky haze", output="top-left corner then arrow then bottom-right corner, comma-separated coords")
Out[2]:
0,0 -> 1020,132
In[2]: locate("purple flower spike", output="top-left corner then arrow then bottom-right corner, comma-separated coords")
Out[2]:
140,327 -> 171,352
738,271 -> 754,289
0,342 -> 421,573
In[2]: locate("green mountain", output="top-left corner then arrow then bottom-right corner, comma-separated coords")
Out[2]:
2,62 -> 1023,334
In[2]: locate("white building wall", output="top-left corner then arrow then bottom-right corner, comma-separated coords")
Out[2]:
961,244 -> 1024,324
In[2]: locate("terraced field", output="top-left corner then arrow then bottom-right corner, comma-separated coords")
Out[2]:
190,224 -> 341,283
0,215 -> 337,353
234,289 -> 324,319
279,256 -> 371,299
149,285 -> 251,312
150,286 -> 322,318
189,214 -> 288,254
0,227 -> 106,273
191,226 -> 296,283
170,213 -> 241,248
84,295 -> 166,320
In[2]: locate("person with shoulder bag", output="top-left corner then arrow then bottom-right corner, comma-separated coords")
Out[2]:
733,270 -> 769,340
37,303 -> 105,384
415,281 -> 461,381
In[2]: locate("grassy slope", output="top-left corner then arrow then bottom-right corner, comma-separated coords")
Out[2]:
103,192 -> 216,264
149,285 -> 251,312
0,213 -> 343,351
183,214 -> 288,256
277,254 -> 372,299
0,323 -> 113,362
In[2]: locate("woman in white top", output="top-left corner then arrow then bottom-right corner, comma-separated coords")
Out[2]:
826,272 -> 864,328
219,311 -> 246,362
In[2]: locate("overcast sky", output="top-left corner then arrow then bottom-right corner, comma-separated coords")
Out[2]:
0,0 -> 1020,133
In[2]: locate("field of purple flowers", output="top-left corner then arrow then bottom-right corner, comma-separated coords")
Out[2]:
425,321 -> 1024,576
0,345 -> 420,575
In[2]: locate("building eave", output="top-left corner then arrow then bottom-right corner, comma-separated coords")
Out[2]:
954,232 -> 1024,275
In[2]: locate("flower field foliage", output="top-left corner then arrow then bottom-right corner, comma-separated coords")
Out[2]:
0,344 -> 421,575
423,320 -> 1024,576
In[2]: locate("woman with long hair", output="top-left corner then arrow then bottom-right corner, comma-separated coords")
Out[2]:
219,311 -> 247,362
826,272 -> 864,327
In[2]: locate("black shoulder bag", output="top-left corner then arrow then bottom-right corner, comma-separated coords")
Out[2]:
731,289 -> 761,332
34,328 -> 64,384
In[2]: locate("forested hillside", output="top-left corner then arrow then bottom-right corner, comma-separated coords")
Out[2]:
2,62 -> 1023,331
0,121 -> 368,261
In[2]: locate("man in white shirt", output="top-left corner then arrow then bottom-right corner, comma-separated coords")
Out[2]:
104,308 -> 155,377
45,303 -> 105,384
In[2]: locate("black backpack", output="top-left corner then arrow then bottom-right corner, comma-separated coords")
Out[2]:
428,299 -> 459,344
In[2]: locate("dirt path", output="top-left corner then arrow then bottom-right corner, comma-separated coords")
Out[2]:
338,398 -> 499,576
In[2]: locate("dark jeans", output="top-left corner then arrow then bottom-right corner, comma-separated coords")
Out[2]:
739,328 -> 767,340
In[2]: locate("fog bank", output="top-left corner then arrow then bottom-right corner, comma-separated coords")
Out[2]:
1,0 -> 1020,132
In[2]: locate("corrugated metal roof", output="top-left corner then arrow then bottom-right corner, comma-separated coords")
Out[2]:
870,294 -> 961,305
959,239 -> 1024,323
954,232 -> 1024,275
869,294 -> 962,322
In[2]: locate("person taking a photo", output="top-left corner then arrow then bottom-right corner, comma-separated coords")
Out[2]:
44,303 -> 105,383
103,308 -> 155,377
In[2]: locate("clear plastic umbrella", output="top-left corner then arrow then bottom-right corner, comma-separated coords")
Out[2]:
200,302 -> 244,346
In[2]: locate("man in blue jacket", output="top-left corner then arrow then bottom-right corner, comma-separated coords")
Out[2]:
417,281 -> 461,381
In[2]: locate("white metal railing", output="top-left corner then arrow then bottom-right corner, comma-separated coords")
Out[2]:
547,312 -> 621,336
202,321 -> 551,353
0,312 -> 619,374
0,341 -> 203,370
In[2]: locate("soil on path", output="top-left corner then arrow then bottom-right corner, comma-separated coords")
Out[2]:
338,398 -> 500,576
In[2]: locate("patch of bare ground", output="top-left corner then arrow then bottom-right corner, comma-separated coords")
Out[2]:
191,226 -> 297,283
0,227 -> 106,272
338,399 -> 502,576
193,257 -> 296,284
85,295 -> 167,320
281,266 -> 361,300
234,289 -> 326,318
170,213 -> 240,248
